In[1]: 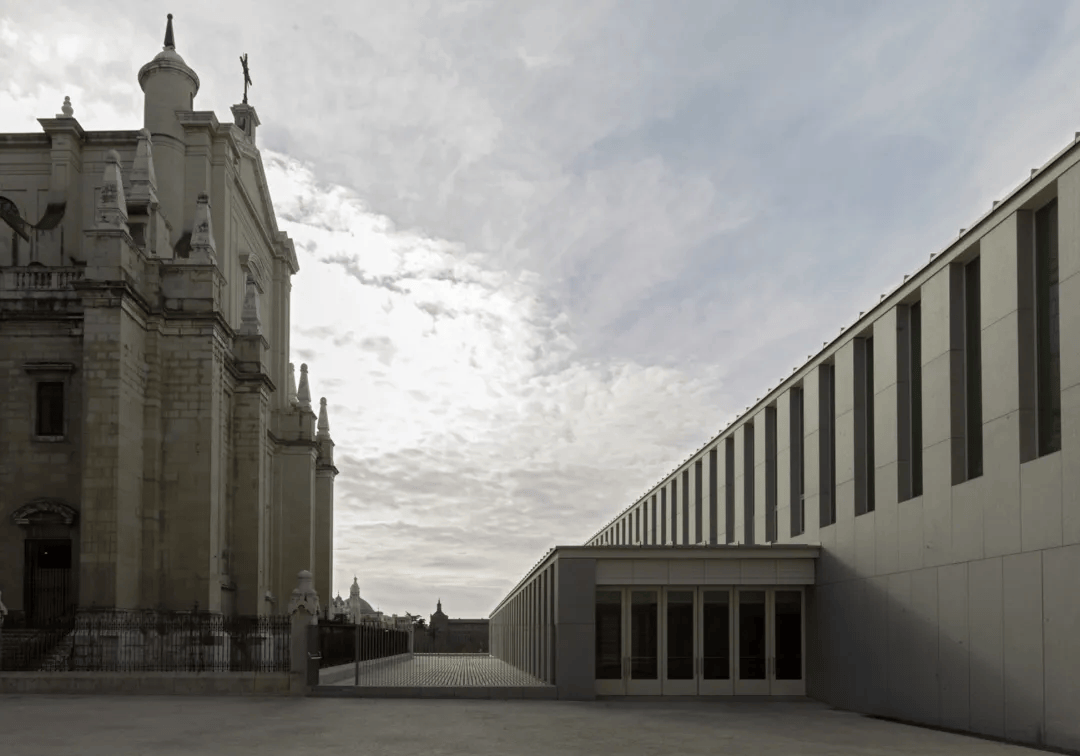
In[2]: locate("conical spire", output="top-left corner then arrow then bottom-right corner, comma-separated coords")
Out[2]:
240,275 -> 262,335
287,363 -> 298,406
164,13 -> 175,49
129,128 -> 158,205
96,150 -> 129,230
317,397 -> 331,440
296,363 -> 312,410
188,192 -> 217,263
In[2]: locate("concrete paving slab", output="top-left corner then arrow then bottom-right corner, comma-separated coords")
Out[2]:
0,694 -> 1048,756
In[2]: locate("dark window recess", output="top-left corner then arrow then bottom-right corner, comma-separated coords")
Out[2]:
682,469 -> 690,544
671,478 -> 678,543
910,303 -> 923,497
765,406 -> 778,543
819,365 -> 837,527
743,423 -> 755,545
964,258 -> 983,480
1035,199 -> 1062,456
789,387 -> 805,537
660,488 -> 667,544
724,438 -> 735,544
651,494 -> 658,544
708,449 -> 718,545
694,460 -> 703,544
866,338 -> 875,512
856,337 -> 876,515
36,382 -> 65,436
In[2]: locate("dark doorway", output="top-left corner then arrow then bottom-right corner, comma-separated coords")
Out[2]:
23,539 -> 73,627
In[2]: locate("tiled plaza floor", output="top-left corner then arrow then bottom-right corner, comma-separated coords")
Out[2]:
0,695 -> 1050,755
329,653 -> 550,687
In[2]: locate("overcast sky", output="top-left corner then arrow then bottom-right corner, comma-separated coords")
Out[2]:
3,0 -> 1079,619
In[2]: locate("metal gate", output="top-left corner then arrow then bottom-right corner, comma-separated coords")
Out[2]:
23,539 -> 73,627
313,619 -> 557,697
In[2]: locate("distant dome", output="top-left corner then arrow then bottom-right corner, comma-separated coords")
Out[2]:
348,577 -> 376,616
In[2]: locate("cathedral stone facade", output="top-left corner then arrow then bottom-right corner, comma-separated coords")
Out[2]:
0,16 -> 337,623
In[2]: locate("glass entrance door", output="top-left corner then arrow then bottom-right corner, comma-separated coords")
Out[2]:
698,588 -> 733,695
627,589 -> 661,695
594,588 -> 661,695
734,589 -> 769,694
770,589 -> 805,695
661,588 -> 697,694
595,589 -> 624,695
597,586 -> 802,696
733,588 -> 805,695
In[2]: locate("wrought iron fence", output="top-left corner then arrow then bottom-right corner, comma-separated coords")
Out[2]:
0,611 -> 291,673
0,615 -> 76,671
317,619 -> 409,669
23,567 -> 73,627
318,621 -> 555,688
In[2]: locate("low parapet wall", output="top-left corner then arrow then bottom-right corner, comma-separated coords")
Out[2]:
0,671 -> 295,696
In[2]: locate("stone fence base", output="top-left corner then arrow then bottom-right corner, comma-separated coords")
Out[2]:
0,671 -> 296,696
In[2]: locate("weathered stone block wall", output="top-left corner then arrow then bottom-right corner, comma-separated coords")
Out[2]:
0,318 -> 84,614
272,442 -> 316,608
157,323 -> 225,611
78,288 -> 146,610
230,384 -> 270,616
314,468 -> 334,609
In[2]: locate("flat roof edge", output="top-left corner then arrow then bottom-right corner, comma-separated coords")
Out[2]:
490,543 -> 821,617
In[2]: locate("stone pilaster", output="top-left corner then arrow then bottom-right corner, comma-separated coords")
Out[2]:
76,228 -> 149,610
154,187 -> 228,612
271,362 -> 318,608
288,570 -> 319,695
231,283 -> 273,615
314,397 -> 337,607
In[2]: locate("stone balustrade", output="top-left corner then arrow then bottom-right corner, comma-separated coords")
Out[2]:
0,267 -> 85,291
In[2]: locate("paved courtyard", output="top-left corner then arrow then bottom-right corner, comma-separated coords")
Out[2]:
330,653 -> 551,687
0,695 -> 1047,756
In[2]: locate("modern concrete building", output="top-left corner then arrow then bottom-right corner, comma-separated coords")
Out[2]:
491,124 -> 1080,752
0,15 -> 338,624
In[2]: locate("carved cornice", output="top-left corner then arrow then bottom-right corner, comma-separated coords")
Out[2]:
316,463 -> 339,478
222,357 -> 276,394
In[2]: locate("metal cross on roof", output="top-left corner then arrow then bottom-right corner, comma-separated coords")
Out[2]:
240,53 -> 252,104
